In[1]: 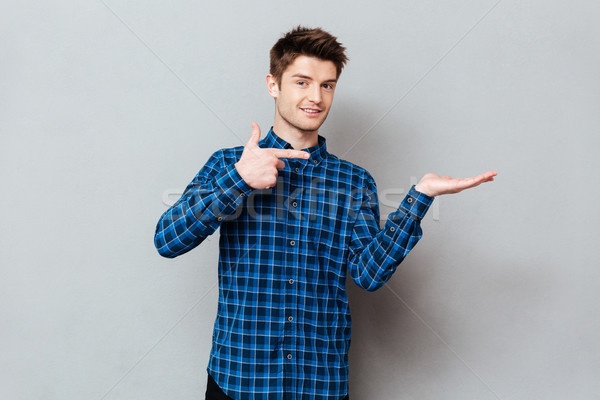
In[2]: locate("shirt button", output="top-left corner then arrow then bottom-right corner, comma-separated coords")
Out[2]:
217,216 -> 223,221
288,316 -> 293,322
313,159 -> 318,164
292,201 -> 297,207
240,193 -> 245,197
288,279 -> 294,284
295,167 -> 300,173
290,240 -> 295,246
407,197 -> 413,203
287,354 -> 293,360
390,227 -> 396,232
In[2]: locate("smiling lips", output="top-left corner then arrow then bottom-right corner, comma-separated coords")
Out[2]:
301,107 -> 322,116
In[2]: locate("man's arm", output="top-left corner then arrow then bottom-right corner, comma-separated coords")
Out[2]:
347,174 -> 433,292
347,170 -> 496,291
154,149 -> 253,258
154,123 -> 309,258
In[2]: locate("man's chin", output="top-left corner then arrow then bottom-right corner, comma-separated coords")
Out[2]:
297,119 -> 327,133
278,113 -> 328,134
298,125 -> 322,133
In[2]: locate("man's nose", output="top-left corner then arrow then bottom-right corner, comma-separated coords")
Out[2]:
307,85 -> 322,103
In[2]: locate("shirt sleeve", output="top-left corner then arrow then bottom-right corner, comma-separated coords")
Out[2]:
347,173 -> 433,291
154,149 -> 253,258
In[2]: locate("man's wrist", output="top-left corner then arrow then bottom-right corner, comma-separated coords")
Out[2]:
234,161 -> 251,187
398,185 -> 434,221
414,183 -> 435,197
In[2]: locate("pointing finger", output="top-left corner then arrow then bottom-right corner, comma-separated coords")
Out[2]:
272,149 -> 310,159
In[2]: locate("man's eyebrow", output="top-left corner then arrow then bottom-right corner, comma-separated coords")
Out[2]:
290,73 -> 338,83
290,74 -> 312,80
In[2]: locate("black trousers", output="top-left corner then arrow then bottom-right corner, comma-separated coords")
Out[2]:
206,373 -> 349,400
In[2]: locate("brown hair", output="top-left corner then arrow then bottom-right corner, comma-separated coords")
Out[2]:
269,26 -> 348,86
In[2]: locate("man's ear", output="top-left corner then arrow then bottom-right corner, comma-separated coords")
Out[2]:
266,74 -> 279,99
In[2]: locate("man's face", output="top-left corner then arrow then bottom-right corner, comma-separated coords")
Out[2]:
267,55 -> 338,135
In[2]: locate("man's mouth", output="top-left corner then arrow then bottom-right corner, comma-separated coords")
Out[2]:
301,108 -> 322,115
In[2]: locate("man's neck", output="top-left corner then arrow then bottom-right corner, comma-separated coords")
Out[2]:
272,122 -> 319,150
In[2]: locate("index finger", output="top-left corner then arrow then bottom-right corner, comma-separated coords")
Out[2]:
271,149 -> 310,159
475,170 -> 497,182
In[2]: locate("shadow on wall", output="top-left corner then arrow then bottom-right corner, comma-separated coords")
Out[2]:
346,245 -> 559,399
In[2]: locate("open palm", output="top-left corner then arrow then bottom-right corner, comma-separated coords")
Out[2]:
415,171 -> 497,197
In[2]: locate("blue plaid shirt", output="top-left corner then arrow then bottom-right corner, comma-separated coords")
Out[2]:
154,128 -> 433,400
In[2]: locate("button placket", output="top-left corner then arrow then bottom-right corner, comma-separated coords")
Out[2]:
284,159 -> 301,369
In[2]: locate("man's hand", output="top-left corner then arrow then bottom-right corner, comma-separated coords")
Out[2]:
414,171 -> 497,197
234,122 -> 310,189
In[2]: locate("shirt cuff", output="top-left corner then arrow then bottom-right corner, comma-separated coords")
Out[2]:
213,163 -> 254,204
398,185 -> 434,222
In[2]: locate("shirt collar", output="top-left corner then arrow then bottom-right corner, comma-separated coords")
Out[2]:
260,127 -> 328,164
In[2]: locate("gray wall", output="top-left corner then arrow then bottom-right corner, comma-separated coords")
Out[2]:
2,1 -> 599,399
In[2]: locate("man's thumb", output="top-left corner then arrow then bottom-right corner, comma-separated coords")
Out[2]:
247,122 -> 261,146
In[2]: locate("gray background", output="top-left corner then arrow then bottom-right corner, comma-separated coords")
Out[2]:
2,0 -> 599,399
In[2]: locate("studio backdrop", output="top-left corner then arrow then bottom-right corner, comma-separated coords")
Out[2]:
1,1 -> 599,399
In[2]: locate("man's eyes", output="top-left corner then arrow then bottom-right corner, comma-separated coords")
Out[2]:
295,81 -> 335,90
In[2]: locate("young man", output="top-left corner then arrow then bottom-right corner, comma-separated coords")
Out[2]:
154,26 -> 496,400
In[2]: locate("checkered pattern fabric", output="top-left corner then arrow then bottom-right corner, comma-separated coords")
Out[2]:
154,128 -> 433,400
